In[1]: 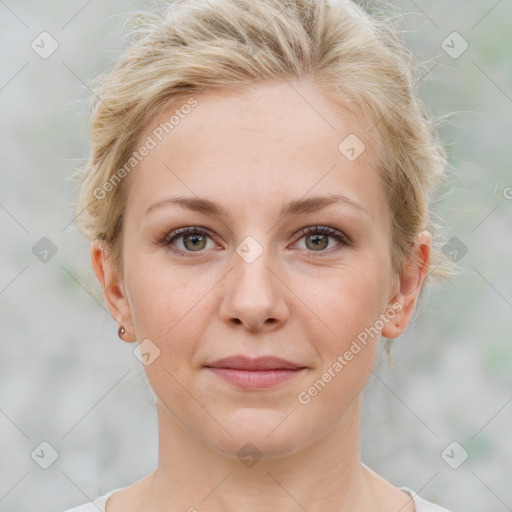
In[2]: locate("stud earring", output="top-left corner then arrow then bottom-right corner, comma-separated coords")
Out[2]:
118,325 -> 126,339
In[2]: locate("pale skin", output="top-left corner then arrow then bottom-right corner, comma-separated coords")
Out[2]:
91,77 -> 430,512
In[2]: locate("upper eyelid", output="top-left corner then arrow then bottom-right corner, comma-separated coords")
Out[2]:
295,225 -> 349,242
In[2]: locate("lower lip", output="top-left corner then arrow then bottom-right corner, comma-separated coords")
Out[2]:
206,367 -> 306,389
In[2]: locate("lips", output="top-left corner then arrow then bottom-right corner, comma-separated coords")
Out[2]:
205,355 -> 305,371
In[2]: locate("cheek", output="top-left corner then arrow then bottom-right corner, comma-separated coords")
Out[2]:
306,263 -> 390,346
126,248 -> 201,330
124,255 -> 208,371
125,260 -> 212,405
294,269 -> 386,425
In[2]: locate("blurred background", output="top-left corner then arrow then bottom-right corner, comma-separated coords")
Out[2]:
0,1 -> 511,511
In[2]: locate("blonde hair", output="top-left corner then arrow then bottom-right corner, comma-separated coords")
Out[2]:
73,0 -> 458,357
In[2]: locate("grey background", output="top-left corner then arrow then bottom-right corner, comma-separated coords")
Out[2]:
0,1 -> 511,511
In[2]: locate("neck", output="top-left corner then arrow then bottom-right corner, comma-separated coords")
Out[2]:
145,395 -> 377,512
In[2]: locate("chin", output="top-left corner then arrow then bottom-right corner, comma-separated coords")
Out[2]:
204,410 -> 314,461
211,435 -> 305,463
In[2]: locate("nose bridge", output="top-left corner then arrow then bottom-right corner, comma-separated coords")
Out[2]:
232,234 -> 276,300
219,233 -> 288,330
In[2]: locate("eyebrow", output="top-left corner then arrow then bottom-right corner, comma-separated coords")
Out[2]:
145,194 -> 370,219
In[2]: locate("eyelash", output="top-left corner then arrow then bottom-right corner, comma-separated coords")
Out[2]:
158,225 -> 351,259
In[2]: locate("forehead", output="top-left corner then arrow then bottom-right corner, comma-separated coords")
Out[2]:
125,77 -> 388,225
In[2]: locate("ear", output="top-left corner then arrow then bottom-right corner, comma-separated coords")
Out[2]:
90,239 -> 137,343
381,230 -> 432,339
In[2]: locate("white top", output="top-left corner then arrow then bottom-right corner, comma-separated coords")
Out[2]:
62,486 -> 452,511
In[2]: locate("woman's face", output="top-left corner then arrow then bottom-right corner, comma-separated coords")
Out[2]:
94,78 -> 428,459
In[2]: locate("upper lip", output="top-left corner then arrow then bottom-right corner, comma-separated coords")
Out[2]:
205,356 -> 306,371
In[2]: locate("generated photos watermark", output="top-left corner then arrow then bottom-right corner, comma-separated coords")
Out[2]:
297,301 -> 403,405
93,97 -> 198,200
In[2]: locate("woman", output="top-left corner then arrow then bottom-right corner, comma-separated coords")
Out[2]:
65,0 -> 456,510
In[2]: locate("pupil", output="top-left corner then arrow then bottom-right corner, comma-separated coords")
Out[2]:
185,234 -> 205,250
307,234 -> 328,250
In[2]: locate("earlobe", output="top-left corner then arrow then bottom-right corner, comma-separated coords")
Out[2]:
381,231 -> 432,339
90,239 -> 136,342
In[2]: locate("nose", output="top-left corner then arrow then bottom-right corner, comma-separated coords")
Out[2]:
219,247 -> 289,332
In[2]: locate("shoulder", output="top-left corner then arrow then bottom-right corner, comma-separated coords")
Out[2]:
399,486 -> 453,512
60,504 -> 99,512
60,488 -> 124,512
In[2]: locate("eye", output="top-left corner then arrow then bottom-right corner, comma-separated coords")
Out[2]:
159,226 -> 217,258
293,225 -> 350,255
158,225 -> 350,259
